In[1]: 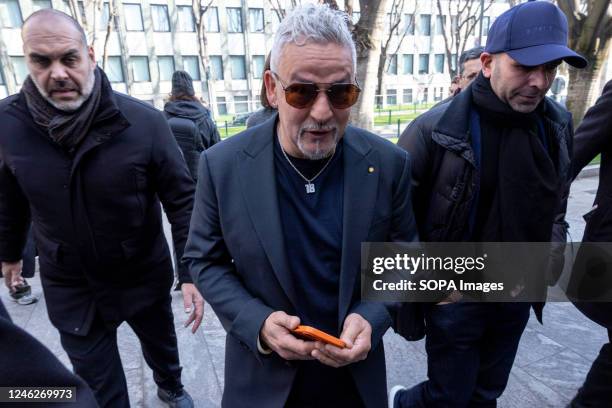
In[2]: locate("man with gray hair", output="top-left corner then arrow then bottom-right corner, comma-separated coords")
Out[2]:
184,3 -> 417,407
0,9 -> 201,407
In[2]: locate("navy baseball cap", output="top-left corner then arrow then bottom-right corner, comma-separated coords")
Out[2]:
485,1 -> 587,68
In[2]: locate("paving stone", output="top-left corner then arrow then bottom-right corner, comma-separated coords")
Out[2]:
1,175 -> 607,407
520,349 -> 593,400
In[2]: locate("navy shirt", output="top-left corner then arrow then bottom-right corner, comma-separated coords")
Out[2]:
274,135 -> 364,407
274,134 -> 344,334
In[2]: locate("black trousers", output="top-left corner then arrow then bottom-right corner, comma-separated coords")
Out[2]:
571,329 -> 612,407
22,225 -> 36,278
59,296 -> 183,408
398,303 -> 530,408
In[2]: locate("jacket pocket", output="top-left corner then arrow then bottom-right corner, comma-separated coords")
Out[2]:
36,236 -> 61,264
121,236 -> 145,261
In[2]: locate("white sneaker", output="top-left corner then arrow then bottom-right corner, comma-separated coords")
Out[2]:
388,385 -> 406,408
14,293 -> 38,305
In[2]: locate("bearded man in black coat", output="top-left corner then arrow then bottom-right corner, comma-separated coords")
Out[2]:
0,10 -> 202,408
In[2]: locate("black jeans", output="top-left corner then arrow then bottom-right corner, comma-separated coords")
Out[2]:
21,225 -> 36,278
397,303 -> 530,408
59,296 -> 183,408
571,328 -> 612,407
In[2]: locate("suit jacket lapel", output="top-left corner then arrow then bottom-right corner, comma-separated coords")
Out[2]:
238,117 -> 297,312
338,128 -> 379,324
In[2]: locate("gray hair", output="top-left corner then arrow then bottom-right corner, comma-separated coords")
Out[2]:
270,3 -> 356,75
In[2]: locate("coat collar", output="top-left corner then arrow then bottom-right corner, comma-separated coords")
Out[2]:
432,85 -> 572,167
238,114 -> 379,320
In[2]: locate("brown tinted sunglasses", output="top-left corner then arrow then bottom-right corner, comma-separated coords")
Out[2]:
271,71 -> 361,109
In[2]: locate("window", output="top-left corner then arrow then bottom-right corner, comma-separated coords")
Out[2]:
158,56 -> 174,81
403,54 -> 413,75
124,4 -> 143,31
0,68 -> 4,85
99,3 -> 110,28
227,8 -> 243,33
11,56 -> 27,84
418,54 -> 429,74
230,55 -> 246,80
151,4 -> 170,32
77,1 -> 85,22
403,88 -> 413,104
386,89 -> 397,106
423,87 -> 429,103
435,54 -> 445,73
253,55 -> 265,79
183,56 -> 200,80
235,95 -> 249,113
404,13 -> 414,35
217,97 -> 227,115
420,14 -> 431,36
58,0 -> 71,16
451,15 -> 458,34
386,54 -> 398,75
352,12 -> 360,24
435,15 -> 445,35
130,56 -> 150,82
32,0 -> 52,11
248,8 -> 264,32
0,0 -> 22,28
105,56 -> 124,82
204,6 -> 219,32
210,55 -> 223,80
387,13 -> 399,35
177,6 -> 195,32
481,16 -> 491,37
434,87 -> 444,101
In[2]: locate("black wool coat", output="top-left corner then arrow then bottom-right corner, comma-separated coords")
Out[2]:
0,91 -> 195,335
570,80 -> 612,328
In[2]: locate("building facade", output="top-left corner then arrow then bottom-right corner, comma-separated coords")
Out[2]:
0,0 -> 511,116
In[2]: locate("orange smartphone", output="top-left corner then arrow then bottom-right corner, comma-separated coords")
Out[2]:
291,325 -> 346,349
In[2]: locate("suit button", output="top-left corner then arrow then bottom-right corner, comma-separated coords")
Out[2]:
62,184 -> 68,189
73,327 -> 79,332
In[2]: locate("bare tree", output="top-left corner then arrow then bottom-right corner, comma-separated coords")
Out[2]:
557,0 -> 612,125
192,0 -> 215,107
436,0 -> 494,80
69,0 -> 101,48
376,0 -> 415,106
266,0 -> 293,21
350,0 -> 390,129
101,0 -> 116,71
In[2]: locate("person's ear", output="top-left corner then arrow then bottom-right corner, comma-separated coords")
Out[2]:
481,52 -> 494,78
88,46 -> 96,68
264,71 -> 278,108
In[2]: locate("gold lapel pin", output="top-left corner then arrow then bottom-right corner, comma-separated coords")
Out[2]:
368,166 -> 375,173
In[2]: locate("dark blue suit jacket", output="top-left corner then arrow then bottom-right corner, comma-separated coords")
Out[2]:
184,115 -> 418,407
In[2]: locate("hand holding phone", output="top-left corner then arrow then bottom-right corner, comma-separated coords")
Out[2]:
291,325 -> 346,349
310,313 -> 372,368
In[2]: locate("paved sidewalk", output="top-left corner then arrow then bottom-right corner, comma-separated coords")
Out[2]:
2,175 -> 608,407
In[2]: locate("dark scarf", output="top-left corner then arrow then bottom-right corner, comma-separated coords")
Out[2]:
471,73 -> 560,243
22,67 -> 107,153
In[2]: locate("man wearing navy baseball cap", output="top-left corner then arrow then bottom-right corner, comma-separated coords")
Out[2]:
392,1 -> 586,407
